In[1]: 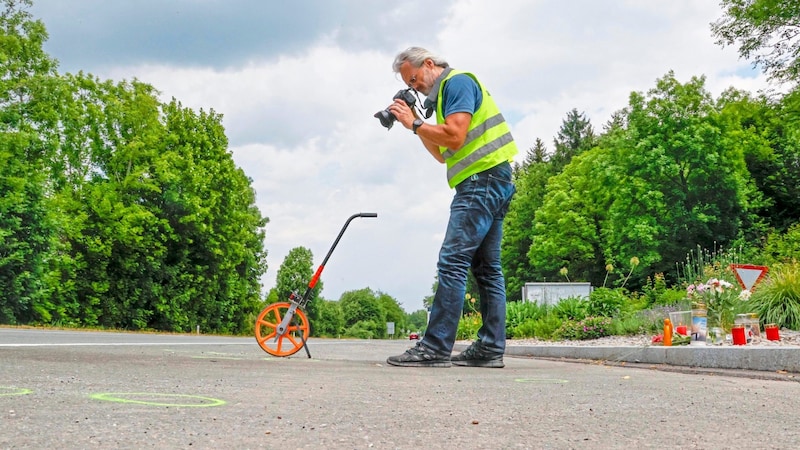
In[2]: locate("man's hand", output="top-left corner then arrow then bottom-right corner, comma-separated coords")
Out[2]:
388,98 -> 416,130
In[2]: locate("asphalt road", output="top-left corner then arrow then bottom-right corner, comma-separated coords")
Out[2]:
2,327 -> 799,449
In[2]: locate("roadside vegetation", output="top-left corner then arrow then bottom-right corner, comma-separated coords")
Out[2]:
2,1 -> 798,339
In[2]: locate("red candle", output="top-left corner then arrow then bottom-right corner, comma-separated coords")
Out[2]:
732,325 -> 747,345
676,325 -> 687,336
765,324 -> 780,341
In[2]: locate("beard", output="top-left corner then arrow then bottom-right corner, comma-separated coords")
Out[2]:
417,69 -> 440,96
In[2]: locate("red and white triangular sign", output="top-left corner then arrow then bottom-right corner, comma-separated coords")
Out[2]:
730,264 -> 769,291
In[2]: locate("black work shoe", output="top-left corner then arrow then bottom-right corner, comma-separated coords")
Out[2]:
386,343 -> 451,367
451,341 -> 505,368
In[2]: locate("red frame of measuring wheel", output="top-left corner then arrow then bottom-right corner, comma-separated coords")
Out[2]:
729,264 -> 769,291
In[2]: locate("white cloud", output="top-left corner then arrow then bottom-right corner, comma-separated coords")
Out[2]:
435,0 -> 769,154
43,0 -> 776,312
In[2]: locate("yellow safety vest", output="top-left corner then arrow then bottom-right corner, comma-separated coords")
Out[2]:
436,70 -> 518,188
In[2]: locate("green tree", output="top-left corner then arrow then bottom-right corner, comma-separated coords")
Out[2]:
422,277 -> 436,310
376,291 -> 407,337
339,288 -> 386,337
274,247 -> 315,300
2,1 -> 268,333
712,0 -> 800,85
502,144 -> 553,299
720,87 -> 800,232
38,74 -> 268,333
422,292 -> 434,311
0,0 -> 58,324
151,99 -> 268,333
606,72 -> 763,285
311,299 -> 345,337
550,109 -> 596,173
513,138 -> 548,173
525,73 -> 771,291
406,309 -> 428,332
528,148 -> 617,286
42,76 -> 169,329
274,246 -> 321,322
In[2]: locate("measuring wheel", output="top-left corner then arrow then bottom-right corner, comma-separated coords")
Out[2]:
253,212 -> 377,357
254,302 -> 310,357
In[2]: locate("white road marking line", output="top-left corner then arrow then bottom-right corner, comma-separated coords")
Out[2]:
0,342 -> 251,347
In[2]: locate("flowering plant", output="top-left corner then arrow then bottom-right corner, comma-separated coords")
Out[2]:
555,316 -> 612,340
687,278 -> 750,329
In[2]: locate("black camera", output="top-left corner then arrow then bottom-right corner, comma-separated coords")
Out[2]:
374,89 -> 417,129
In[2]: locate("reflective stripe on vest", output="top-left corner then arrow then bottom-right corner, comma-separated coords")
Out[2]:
436,70 -> 518,188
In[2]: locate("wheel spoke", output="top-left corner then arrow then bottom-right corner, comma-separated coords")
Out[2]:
257,330 -> 276,344
257,319 -> 277,329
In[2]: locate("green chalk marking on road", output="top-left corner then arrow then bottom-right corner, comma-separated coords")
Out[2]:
0,387 -> 33,396
514,378 -> 569,384
90,392 -> 226,407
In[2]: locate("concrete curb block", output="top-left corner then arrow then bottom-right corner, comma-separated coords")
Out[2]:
500,345 -> 800,373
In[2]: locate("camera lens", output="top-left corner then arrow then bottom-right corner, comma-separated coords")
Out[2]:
374,109 -> 396,129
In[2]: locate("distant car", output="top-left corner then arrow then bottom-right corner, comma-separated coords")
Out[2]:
409,333 -> 420,340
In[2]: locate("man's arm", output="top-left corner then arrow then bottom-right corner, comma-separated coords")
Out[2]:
389,98 -> 471,164
414,112 -> 471,163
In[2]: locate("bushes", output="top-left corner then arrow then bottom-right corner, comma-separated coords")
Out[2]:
458,234 -> 800,342
555,316 -> 613,340
527,315 -> 563,339
458,260 -> 799,341
642,273 -> 687,306
750,262 -> 800,330
344,322 -> 373,339
610,308 -> 666,336
587,287 -> 627,317
508,314 -> 563,340
763,224 -> 800,265
457,313 -> 482,340
457,264 -> 800,340
552,296 -> 588,321
506,301 -> 547,330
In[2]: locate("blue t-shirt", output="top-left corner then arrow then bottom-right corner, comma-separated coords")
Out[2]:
442,73 -> 483,118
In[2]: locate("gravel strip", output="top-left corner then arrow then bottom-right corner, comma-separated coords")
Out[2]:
502,328 -> 800,347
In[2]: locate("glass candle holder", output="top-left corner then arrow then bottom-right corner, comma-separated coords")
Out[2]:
691,308 -> 707,345
748,313 -> 761,343
732,324 -> 747,346
765,323 -> 780,341
707,327 -> 725,346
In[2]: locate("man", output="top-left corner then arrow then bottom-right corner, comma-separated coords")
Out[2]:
385,47 -> 518,368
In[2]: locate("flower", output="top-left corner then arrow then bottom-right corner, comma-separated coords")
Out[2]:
687,278 -> 745,329
620,256 -> 640,288
602,264 -> 614,287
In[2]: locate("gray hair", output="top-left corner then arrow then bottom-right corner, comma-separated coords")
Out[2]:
392,47 -> 449,73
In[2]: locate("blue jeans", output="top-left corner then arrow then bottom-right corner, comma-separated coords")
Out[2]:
422,161 -> 516,355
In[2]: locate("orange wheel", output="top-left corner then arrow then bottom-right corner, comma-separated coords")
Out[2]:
254,302 -> 310,357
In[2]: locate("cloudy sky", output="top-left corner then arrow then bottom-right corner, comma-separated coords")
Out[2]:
29,0 -> 772,313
